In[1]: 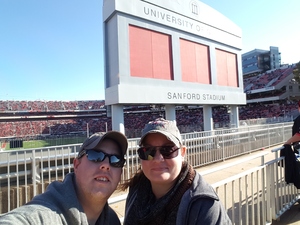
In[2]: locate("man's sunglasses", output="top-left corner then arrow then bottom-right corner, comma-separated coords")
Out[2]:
78,149 -> 125,168
137,146 -> 180,160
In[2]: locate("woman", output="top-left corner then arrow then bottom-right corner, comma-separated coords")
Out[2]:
121,118 -> 231,225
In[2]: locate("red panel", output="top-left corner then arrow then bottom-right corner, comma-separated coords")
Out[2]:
227,53 -> 238,87
152,32 -> 173,80
129,25 -> 173,80
180,40 -> 197,82
216,49 -> 238,87
129,26 -> 153,78
216,50 -> 227,86
195,44 -> 210,84
180,39 -> 210,84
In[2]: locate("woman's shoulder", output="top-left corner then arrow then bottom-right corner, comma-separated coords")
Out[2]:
178,172 -> 220,213
189,172 -> 219,201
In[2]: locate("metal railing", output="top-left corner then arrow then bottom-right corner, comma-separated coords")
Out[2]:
0,122 -> 298,224
109,146 -> 300,224
211,146 -> 300,224
0,145 -> 79,213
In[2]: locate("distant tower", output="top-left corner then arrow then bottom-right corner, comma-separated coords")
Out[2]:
242,46 -> 281,75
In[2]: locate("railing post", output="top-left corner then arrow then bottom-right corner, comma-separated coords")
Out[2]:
261,165 -> 267,223
221,130 -> 225,161
268,124 -> 271,148
261,154 -> 265,165
30,150 -> 41,196
268,163 -> 277,220
266,164 -> 272,222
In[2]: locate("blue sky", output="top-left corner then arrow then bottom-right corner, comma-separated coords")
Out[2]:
0,0 -> 299,101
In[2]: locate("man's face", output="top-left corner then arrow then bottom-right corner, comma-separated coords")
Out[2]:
74,139 -> 123,201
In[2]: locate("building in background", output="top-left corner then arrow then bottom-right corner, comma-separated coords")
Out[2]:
242,46 -> 281,76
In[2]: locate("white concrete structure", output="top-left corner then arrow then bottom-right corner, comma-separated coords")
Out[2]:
103,0 -> 246,132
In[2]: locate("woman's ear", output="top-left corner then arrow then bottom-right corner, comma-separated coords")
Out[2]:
181,146 -> 187,157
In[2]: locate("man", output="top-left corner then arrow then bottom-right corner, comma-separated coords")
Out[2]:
285,100 -> 300,148
0,131 -> 128,225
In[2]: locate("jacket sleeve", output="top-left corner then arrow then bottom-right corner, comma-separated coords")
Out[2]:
187,198 -> 232,225
0,205 -> 64,225
0,212 -> 32,225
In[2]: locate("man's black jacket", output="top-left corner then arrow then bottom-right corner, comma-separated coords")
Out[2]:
280,144 -> 300,189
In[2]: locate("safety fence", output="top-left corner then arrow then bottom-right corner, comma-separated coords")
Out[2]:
211,146 -> 300,224
109,146 -> 300,224
0,123 -> 298,223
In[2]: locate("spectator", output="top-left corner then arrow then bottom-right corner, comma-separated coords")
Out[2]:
0,131 -> 128,225
120,118 -> 231,225
285,100 -> 300,147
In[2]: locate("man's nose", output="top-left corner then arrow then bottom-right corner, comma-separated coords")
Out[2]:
99,156 -> 110,170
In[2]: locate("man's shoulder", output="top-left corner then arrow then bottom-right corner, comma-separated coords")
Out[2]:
294,115 -> 300,122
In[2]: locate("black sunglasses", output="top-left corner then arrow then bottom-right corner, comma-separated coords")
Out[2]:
137,146 -> 180,160
78,149 -> 125,168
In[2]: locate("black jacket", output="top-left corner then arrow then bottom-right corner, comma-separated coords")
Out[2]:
292,115 -> 300,135
280,144 -> 300,189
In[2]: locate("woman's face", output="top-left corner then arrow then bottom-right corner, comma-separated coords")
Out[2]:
140,133 -> 186,188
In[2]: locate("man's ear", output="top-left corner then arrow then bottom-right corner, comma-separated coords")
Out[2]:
73,158 -> 81,172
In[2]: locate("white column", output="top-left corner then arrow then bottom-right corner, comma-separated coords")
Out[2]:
165,104 -> 176,121
203,105 -> 213,131
230,105 -> 239,128
111,104 -> 125,134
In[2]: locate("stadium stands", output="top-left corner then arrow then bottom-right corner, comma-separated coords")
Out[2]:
244,65 -> 295,92
0,64 -> 298,139
0,100 -> 106,112
0,99 -> 298,139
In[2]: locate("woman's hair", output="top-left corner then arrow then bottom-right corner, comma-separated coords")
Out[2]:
118,166 -> 145,191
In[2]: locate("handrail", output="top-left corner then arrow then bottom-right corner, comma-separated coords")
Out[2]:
0,122 -> 296,224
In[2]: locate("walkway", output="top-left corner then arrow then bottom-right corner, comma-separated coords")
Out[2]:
272,201 -> 300,225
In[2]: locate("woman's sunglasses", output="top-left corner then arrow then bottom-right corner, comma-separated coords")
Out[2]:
78,149 -> 125,168
137,146 -> 180,160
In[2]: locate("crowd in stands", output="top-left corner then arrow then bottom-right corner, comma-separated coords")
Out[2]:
239,100 -> 297,120
0,100 -> 105,112
243,65 -> 295,92
0,64 -> 298,138
0,99 -> 299,138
